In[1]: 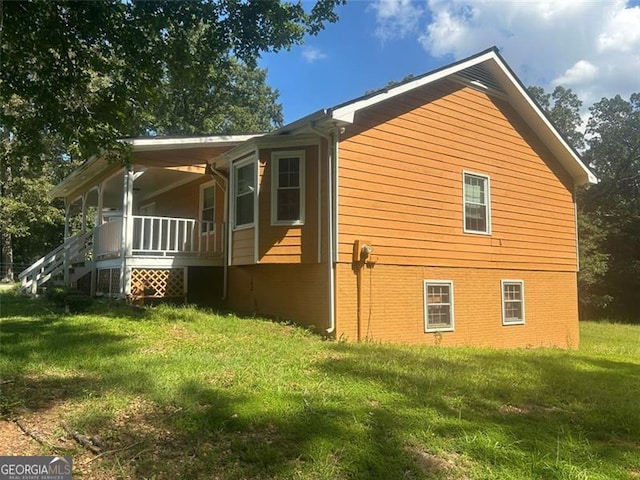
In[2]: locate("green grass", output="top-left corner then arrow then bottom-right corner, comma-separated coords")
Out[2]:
1,292 -> 639,479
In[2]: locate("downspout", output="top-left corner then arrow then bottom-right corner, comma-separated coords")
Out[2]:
310,123 -> 338,335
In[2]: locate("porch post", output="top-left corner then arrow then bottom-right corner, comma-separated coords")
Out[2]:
64,200 -> 71,240
63,200 -> 71,286
96,183 -> 104,225
120,168 -> 134,297
81,192 -> 88,232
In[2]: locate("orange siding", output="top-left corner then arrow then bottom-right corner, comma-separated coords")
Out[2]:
227,264 -> 329,331
257,145 -> 321,264
337,80 -> 577,272
232,228 -> 255,265
335,263 -> 579,349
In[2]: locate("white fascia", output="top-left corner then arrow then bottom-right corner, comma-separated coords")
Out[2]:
124,134 -> 263,152
330,50 -> 500,124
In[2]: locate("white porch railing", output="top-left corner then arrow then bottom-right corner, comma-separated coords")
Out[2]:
94,215 -> 224,258
19,230 -> 93,295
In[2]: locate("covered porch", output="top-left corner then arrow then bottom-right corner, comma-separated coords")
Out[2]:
20,135 -> 258,299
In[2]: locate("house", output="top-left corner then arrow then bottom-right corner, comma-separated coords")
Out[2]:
21,47 -> 597,348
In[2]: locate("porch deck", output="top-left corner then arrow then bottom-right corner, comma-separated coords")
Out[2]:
19,215 -> 225,296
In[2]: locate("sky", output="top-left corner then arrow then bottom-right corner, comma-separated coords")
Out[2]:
258,0 -> 640,125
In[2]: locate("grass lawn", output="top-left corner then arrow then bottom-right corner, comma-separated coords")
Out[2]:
1,291 -> 639,479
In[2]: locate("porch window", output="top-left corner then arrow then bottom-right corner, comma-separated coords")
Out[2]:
200,182 -> 215,234
271,151 -> 305,225
234,159 -> 256,228
424,281 -> 454,332
463,171 -> 491,234
502,280 -> 525,325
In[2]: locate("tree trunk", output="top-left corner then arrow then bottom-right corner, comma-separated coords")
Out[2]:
0,137 -> 15,282
0,229 -> 13,282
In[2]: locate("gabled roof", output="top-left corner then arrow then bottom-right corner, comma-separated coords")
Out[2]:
248,47 -> 597,186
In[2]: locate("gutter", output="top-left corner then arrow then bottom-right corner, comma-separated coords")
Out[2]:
309,123 -> 337,335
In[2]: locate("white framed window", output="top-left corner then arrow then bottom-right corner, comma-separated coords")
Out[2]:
199,181 -> 215,234
233,158 -> 256,229
502,280 -> 525,325
424,280 -> 455,332
271,151 -> 305,225
463,171 -> 491,234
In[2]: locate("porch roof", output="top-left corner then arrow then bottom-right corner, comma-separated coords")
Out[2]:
50,134 -> 263,202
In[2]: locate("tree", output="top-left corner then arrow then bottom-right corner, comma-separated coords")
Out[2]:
581,93 -> 640,321
528,85 -> 585,150
527,86 -> 640,321
0,0 -> 344,279
149,58 -> 283,136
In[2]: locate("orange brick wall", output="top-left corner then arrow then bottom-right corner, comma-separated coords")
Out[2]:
227,263 -> 330,332
335,263 -> 579,349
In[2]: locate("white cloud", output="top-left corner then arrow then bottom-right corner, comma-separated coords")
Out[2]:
371,0 -> 424,40
373,0 -> 640,109
301,46 -> 328,63
553,60 -> 599,86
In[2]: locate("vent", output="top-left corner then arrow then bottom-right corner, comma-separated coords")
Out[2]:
454,65 -> 505,94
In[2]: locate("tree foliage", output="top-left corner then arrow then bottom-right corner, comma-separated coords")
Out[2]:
530,86 -> 640,322
581,94 -> 640,321
0,0 -> 344,279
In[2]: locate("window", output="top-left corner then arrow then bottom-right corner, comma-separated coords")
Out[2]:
502,280 -> 525,325
234,160 -> 256,228
200,182 -> 215,234
271,151 -> 305,225
424,281 -> 454,332
463,172 -> 490,234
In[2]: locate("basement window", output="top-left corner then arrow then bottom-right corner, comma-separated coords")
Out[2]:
502,280 -> 525,325
424,281 -> 455,332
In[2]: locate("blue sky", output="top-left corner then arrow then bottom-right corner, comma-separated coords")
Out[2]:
259,0 -> 640,125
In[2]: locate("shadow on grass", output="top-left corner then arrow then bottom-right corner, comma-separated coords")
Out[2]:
1,292 -> 639,479
317,343 -> 640,478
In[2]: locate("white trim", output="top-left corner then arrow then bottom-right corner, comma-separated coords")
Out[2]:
424,280 -> 455,333
332,51 -> 499,123
317,143 -> 322,264
270,150 -> 306,226
329,49 -> 596,186
574,198 -> 580,272
199,181 -> 216,235
125,134 -> 261,152
501,279 -> 525,326
254,153 -> 260,264
218,135 -> 320,168
462,170 -> 491,235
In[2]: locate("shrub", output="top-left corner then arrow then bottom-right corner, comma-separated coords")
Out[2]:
46,286 -> 93,313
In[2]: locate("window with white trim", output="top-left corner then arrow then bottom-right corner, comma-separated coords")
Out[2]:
502,280 -> 525,325
424,281 -> 454,332
463,172 -> 490,234
234,160 -> 256,228
271,151 -> 305,225
200,182 -> 215,234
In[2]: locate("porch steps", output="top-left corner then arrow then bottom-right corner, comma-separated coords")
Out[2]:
18,231 -> 93,295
